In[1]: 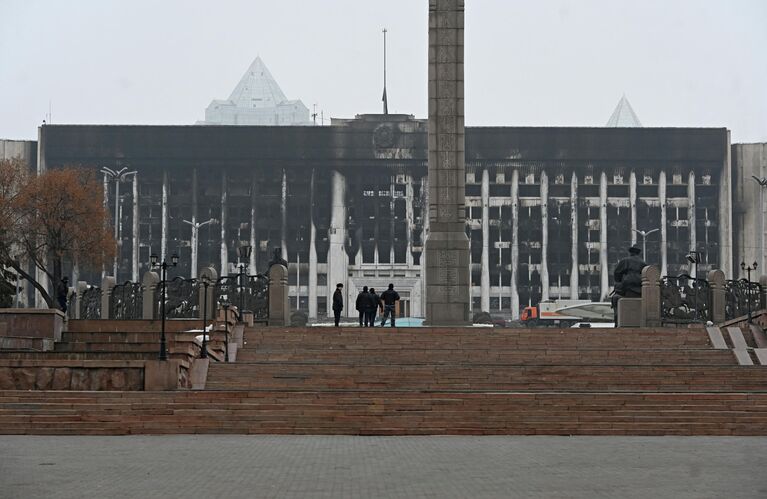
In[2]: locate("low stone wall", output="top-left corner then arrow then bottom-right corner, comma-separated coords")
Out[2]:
0,361 -> 144,391
0,309 -> 65,342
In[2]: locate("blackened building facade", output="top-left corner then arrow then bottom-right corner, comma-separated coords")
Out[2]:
35,114 -> 733,318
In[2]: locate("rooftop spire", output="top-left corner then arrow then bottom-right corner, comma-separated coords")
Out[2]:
228,57 -> 288,109
606,95 -> 642,127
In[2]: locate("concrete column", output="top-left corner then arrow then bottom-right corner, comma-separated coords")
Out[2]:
511,170 -> 520,319
197,267 -> 218,321
688,171 -> 697,277
141,271 -> 159,320
480,168 -> 490,311
629,171 -> 637,246
250,173 -> 257,274
161,169 -> 168,263
281,168 -> 288,262
421,174 -> 429,315
599,172 -> 609,300
708,269 -> 726,324
75,281 -> 88,319
220,170 -> 228,277
760,275 -> 767,310
570,172 -> 579,299
640,265 -> 661,327
268,263 -> 290,326
540,170 -> 549,302
423,0 -> 471,325
101,173 -> 108,282
720,131 -> 733,277
497,196 -> 503,311
405,174 -> 414,267
131,174 -> 139,282
100,276 -> 116,320
328,170 -> 347,316
659,171 -> 668,277
390,180 -> 396,265
308,169 -> 318,318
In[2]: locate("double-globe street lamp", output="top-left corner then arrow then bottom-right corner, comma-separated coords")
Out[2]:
238,244 -> 252,320
101,167 -> 137,280
182,218 -> 217,278
632,228 -> 660,258
151,252 -> 179,361
741,261 -> 758,324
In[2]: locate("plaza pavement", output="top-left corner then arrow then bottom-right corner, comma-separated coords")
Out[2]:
1,435 -> 765,498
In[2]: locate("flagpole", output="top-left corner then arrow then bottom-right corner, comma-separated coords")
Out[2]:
382,28 -> 388,114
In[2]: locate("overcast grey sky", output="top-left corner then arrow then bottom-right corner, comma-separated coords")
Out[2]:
1,0 -> 765,142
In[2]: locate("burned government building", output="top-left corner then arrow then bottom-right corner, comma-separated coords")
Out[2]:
34,112 -> 733,319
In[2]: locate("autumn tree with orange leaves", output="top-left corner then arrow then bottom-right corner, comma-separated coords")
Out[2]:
0,159 -> 115,307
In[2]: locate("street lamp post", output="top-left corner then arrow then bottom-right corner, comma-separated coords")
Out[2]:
686,251 -> 702,322
222,302 -> 231,362
238,244 -> 252,320
753,176 -> 767,270
741,261 -> 758,324
151,252 -> 179,361
182,218 -> 217,278
200,274 -> 210,359
632,228 -> 660,258
101,167 -> 137,280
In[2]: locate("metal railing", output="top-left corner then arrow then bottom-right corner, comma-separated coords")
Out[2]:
79,286 -> 102,320
660,274 -> 710,324
63,272 -> 271,321
213,274 -> 269,320
159,277 -> 199,319
724,279 -> 762,321
110,281 -> 143,320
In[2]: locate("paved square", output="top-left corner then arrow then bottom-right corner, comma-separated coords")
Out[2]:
1,435 -> 765,498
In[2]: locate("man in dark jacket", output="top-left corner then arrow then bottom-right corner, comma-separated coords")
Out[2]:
379,283 -> 400,327
367,288 -> 380,328
56,277 -> 69,313
356,286 -> 370,326
611,245 -> 647,321
332,283 -> 344,327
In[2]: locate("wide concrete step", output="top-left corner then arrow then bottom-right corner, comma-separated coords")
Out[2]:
67,320 -> 205,333
205,363 -> 767,392
54,341 -> 199,354
61,331 -> 204,343
243,328 -> 712,350
0,351 -> 192,365
236,348 -> 737,365
1,390 -> 766,436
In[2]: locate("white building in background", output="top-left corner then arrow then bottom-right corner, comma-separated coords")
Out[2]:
198,57 -> 312,126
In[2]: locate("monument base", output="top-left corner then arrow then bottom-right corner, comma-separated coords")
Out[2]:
424,230 -> 472,326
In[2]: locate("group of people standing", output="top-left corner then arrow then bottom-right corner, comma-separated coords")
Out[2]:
331,283 -> 400,328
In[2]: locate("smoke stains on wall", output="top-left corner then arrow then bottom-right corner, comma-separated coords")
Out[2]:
38,119 -> 730,317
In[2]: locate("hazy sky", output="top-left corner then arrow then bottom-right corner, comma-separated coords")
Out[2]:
1,0 -> 765,142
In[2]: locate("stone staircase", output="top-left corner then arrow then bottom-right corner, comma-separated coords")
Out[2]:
0,319 -> 226,391
2,324 -> 767,435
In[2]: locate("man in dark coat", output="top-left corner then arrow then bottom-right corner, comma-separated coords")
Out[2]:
56,277 -> 69,313
379,283 -> 400,327
332,283 -> 344,327
356,286 -> 370,326
611,245 -> 647,320
367,288 -> 380,328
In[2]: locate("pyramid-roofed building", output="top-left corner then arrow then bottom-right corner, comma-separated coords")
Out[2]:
199,57 -> 311,126
606,95 -> 642,127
